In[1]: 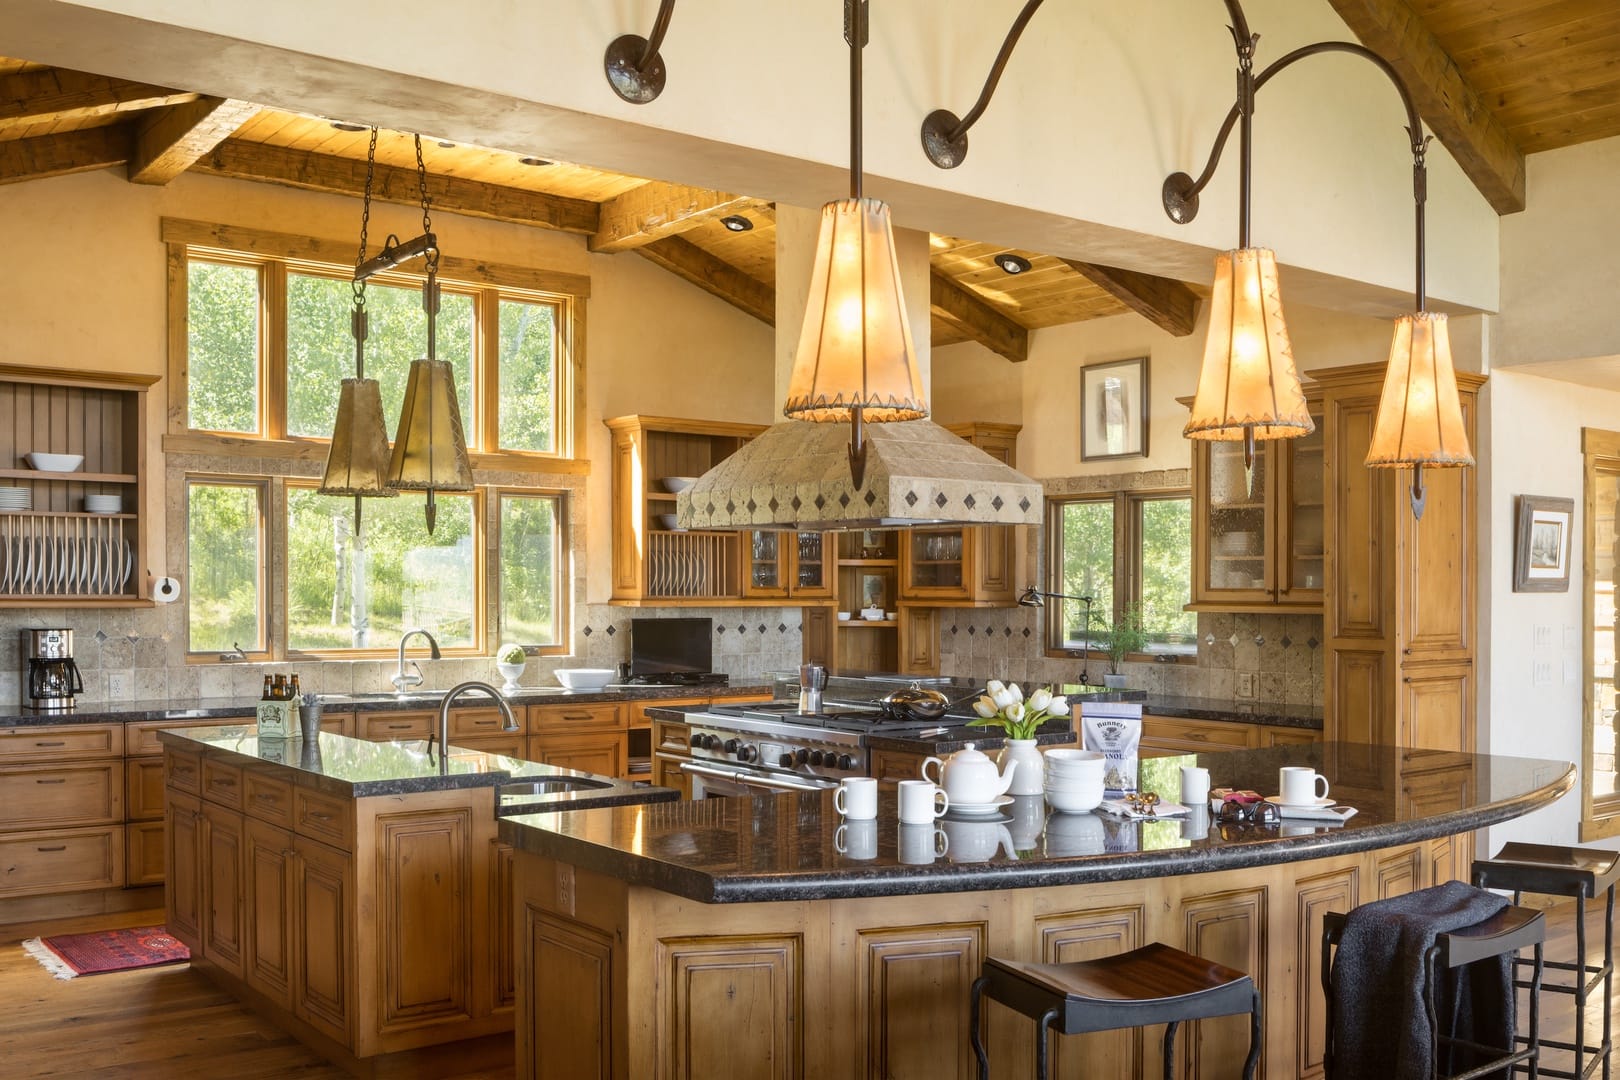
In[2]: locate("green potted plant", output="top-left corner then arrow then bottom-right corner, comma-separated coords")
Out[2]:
1100,604 -> 1148,688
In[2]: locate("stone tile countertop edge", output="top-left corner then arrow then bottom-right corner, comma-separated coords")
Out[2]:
154,723 -> 683,805
0,682 -> 773,728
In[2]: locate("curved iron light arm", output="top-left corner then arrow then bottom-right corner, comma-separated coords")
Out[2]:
921,0 -> 1048,168
605,0 -> 678,104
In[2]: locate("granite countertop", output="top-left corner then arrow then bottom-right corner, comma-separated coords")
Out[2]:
155,723 -> 679,808
497,742 -> 1574,903
0,682 -> 770,728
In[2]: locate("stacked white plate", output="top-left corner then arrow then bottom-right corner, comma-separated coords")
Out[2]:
0,486 -> 31,511
84,494 -> 122,514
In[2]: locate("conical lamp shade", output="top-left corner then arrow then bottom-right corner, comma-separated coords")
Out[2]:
386,358 -> 474,492
1365,312 -> 1473,467
1184,248 -> 1314,442
319,377 -> 398,497
784,198 -> 927,423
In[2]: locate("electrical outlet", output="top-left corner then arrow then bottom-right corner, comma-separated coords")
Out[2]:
107,672 -> 130,698
1236,672 -> 1256,699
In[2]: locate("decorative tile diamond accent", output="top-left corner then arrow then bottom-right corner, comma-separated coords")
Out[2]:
791,495 -> 802,510
126,635 -> 139,645
904,491 -> 918,506
967,626 -> 976,636
1253,635 -> 1265,647
726,500 -> 737,513
814,494 -> 826,510
963,494 -> 976,509
992,495 -> 1003,510
1022,627 -> 1031,637
1019,497 -> 1031,512
767,497 -> 779,512
777,623 -> 787,633
950,625 -> 959,635
1280,635 -> 1292,648
94,630 -> 108,644
582,626 -> 593,637
838,492 -> 851,508
757,624 -> 767,634
746,498 -> 758,512
935,493 -> 949,508
736,624 -> 746,634
1205,634 -> 1216,646
1306,636 -> 1319,649
605,625 -> 616,636
864,490 -> 877,506
1228,634 -> 1240,647
1003,627 -> 1013,637
716,625 -> 726,635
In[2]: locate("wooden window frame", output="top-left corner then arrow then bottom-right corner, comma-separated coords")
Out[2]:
1581,428 -> 1620,839
184,475 -> 271,658
495,489 -> 570,656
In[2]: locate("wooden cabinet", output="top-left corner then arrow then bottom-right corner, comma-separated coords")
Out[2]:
899,607 -> 940,675
292,833 -> 355,1045
127,820 -> 167,887
200,800 -> 247,979
244,817 -> 294,1009
530,732 -> 626,777
166,789 -> 202,939
359,711 -> 435,742
1186,396 -> 1325,612
1316,362 -> 1483,752
0,723 -> 126,901
743,530 -> 835,599
0,364 -> 159,608
651,718 -> 694,798
1138,714 -> 1322,757
907,421 -> 1022,607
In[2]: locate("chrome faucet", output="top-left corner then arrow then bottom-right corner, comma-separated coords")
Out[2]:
430,681 -> 519,772
392,628 -> 441,693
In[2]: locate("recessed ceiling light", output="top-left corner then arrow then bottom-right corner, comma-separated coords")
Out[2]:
519,156 -> 552,167
720,215 -> 753,232
330,120 -> 368,132
995,253 -> 1033,275
437,140 -> 455,149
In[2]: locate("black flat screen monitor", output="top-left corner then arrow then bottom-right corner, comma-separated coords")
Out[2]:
630,618 -> 713,678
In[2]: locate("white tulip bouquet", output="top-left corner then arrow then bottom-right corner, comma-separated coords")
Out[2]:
966,680 -> 1070,741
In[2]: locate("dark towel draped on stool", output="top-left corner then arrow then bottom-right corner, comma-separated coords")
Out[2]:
1329,880 -> 1514,1080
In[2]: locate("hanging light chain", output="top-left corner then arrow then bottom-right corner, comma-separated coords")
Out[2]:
414,133 -> 438,276
353,127 -> 379,310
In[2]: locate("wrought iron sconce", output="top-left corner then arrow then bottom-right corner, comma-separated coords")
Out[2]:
605,0 -> 678,104
1018,587 -> 1095,684
920,0 -> 1047,169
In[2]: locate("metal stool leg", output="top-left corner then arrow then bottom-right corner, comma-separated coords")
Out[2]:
1162,1019 -> 1180,1080
1244,988 -> 1263,1080
1532,939 -> 1544,1080
1034,1006 -> 1059,1080
1605,884 -> 1615,1080
1579,893 -> 1590,1080
969,975 -> 989,1080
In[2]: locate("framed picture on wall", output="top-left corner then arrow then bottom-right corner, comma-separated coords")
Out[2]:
1080,357 -> 1149,461
1513,494 -> 1574,592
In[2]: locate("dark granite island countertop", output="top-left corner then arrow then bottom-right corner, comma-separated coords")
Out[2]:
499,742 -> 1572,903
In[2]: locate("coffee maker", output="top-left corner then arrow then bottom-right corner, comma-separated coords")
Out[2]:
25,629 -> 83,711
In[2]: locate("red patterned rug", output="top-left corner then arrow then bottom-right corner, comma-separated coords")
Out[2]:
22,925 -> 190,979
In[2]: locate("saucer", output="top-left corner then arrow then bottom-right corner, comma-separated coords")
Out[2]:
946,795 -> 1014,816
1264,795 -> 1334,809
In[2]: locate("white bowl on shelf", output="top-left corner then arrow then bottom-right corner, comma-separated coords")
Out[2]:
84,494 -> 122,514
555,668 -> 615,691
25,452 -> 84,473
656,513 -> 685,531
660,476 -> 698,494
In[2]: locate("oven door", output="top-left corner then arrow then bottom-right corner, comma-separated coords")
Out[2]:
680,760 -> 840,799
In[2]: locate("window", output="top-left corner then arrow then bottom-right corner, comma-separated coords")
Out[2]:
1584,429 -> 1620,838
186,260 -> 262,435
186,479 -> 266,653
498,493 -> 565,647
1047,492 -> 1195,655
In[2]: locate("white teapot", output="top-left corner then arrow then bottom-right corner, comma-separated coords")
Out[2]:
921,742 -> 1019,806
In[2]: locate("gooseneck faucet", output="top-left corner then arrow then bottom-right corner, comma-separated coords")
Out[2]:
392,628 -> 441,693
430,681 -> 519,773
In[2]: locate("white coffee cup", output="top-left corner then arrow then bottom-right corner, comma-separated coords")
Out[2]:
898,823 -> 950,864
835,777 -> 878,820
835,819 -> 878,859
1280,766 -> 1330,805
898,779 -> 950,824
1180,765 -> 1211,807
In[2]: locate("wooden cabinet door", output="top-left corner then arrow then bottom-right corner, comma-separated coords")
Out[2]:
898,606 -> 939,676
651,753 -> 693,798
319,711 -> 357,737
244,818 -> 294,1009
1140,715 -> 1257,756
900,527 -> 970,602
529,732 -> 626,777
869,748 -> 929,787
127,757 -> 167,821
787,532 -> 835,599
292,835 -> 354,1046
127,820 -> 166,886
742,530 -> 790,598
0,760 -> 123,828
657,932 -> 804,1078
802,606 -> 833,666
490,840 -> 516,1013
165,789 -> 202,942
200,801 -> 246,979
1398,662 -> 1475,753
1193,439 -> 1277,605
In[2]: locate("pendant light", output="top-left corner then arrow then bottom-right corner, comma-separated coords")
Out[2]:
781,0 -> 927,488
385,134 -> 474,533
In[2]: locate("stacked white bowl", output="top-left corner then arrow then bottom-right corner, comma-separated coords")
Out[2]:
1043,748 -> 1106,813
84,494 -> 122,514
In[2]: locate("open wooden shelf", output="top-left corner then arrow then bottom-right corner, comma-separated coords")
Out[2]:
0,510 -> 136,519
0,469 -> 138,483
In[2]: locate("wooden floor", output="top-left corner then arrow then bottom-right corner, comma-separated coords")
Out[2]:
1,901 -> 1615,1078
0,908 -> 515,1079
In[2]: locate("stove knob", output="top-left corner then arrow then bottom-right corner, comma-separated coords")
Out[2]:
779,752 -> 796,769
689,734 -> 704,748
795,748 -> 810,766
837,754 -> 856,771
723,739 -> 741,755
738,744 -> 757,763
809,749 -> 826,766
704,734 -> 722,750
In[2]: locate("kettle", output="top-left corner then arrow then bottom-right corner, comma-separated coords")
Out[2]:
920,743 -> 1019,806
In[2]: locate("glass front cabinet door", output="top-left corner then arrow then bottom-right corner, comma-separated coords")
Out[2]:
745,531 -> 833,599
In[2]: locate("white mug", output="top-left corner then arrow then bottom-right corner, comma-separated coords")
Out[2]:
835,777 -> 878,820
1180,765 -> 1211,807
1280,766 -> 1330,805
898,779 -> 950,824
898,823 -> 950,864
835,819 -> 878,859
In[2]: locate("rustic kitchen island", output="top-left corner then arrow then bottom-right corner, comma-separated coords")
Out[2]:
500,741 -> 1572,1079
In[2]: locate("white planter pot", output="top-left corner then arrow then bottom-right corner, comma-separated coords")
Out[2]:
496,661 -> 526,694
1102,673 -> 1129,689
999,739 -> 1045,796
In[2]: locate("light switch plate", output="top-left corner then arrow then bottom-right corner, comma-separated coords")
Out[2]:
1533,625 -> 1553,649
1533,661 -> 1553,687
1236,672 -> 1256,699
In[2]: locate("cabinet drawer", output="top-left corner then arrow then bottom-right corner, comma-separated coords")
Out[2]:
127,757 -> 168,821
528,702 -> 623,733
448,733 -> 527,758
1139,715 -> 1257,754
870,749 -> 929,786
359,712 -> 434,741
0,724 -> 122,763
628,697 -> 708,727
201,759 -> 244,809
319,711 -> 356,738
1260,727 -> 1320,748
449,708 -> 519,738
127,716 -> 248,756
0,761 -> 123,828
293,788 -> 353,851
653,719 -> 692,756
127,820 -> 166,886
244,771 -> 294,829
0,825 -> 124,897
166,749 -> 201,794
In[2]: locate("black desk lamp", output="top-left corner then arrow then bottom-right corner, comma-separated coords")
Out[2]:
1018,587 -> 1095,685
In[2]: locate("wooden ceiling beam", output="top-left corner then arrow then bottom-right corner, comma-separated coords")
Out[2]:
128,97 -> 260,185
191,139 -> 601,234
929,271 -> 1029,363
637,236 -> 775,325
1325,0 -> 1527,214
0,66 -> 193,130
590,182 -> 757,253
0,126 -> 128,185
1060,259 -> 1200,338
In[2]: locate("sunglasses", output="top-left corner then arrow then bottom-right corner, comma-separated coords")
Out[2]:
1217,799 -> 1281,826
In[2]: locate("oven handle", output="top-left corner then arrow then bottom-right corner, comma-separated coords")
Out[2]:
679,761 -> 840,793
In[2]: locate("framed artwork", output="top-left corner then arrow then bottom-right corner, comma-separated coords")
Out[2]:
1081,357 -> 1149,461
1513,494 -> 1574,592
859,573 -> 887,612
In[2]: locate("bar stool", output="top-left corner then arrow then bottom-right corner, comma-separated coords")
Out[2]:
1322,904 -> 1546,1079
1473,843 -> 1620,1080
968,942 -> 1261,1080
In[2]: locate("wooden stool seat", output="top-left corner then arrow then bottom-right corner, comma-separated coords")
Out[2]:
971,942 -> 1261,1079
1473,843 -> 1620,899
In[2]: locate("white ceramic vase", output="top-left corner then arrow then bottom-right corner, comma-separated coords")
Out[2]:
496,661 -> 526,694
999,739 -> 1044,796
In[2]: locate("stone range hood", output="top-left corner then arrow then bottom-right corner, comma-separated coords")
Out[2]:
675,419 -> 1044,532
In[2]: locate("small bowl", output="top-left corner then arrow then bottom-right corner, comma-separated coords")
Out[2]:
84,494 -> 122,514
26,452 -> 84,473
555,668 -> 615,691
836,612 -> 852,622
660,476 -> 698,494
1045,782 -> 1104,813
657,513 -> 683,531
885,611 -> 898,621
